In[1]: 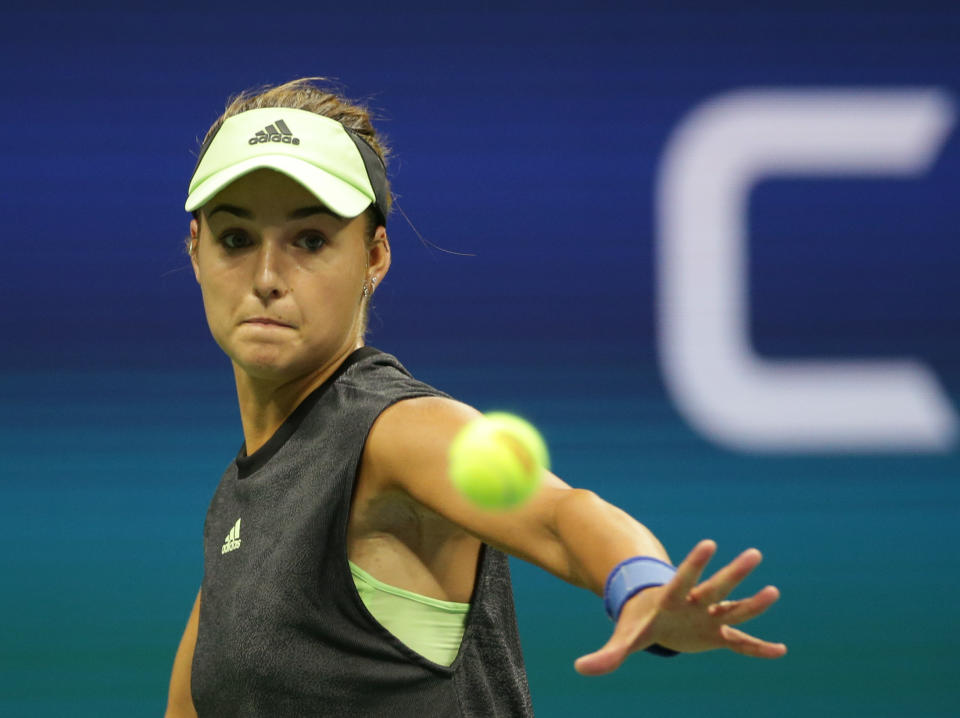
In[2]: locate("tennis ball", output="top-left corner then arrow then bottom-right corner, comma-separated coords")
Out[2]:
448,412 -> 549,510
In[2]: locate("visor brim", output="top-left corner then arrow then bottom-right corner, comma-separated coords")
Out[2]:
184,154 -> 373,217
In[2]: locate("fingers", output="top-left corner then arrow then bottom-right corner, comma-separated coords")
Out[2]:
580,541 -> 786,672
661,539 -> 717,606
720,625 -> 788,659
686,547 -> 762,605
707,585 -> 780,625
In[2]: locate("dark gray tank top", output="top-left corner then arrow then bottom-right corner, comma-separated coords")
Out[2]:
191,347 -> 533,717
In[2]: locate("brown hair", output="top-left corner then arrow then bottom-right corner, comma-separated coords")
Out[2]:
193,77 -> 392,237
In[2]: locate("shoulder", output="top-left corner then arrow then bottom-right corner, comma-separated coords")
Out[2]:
359,395 -> 483,515
352,396 -> 480,547
366,396 -> 480,476
379,395 -> 478,427
360,394 -> 576,571
349,348 -> 437,387
337,350 -> 449,407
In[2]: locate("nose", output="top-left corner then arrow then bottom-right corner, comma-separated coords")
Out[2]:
252,238 -> 288,302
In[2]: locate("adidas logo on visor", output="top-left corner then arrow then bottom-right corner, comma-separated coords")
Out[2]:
248,119 -> 300,146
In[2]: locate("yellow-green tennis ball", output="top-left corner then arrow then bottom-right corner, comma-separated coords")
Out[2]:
448,412 -> 549,510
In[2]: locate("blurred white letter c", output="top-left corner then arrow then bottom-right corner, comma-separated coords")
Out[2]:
656,89 -> 957,452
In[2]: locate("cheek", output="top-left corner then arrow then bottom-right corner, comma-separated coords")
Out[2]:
301,274 -> 357,315
196,263 -> 240,325
295,270 -> 363,328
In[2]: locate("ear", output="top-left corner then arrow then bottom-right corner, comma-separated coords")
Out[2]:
189,218 -> 201,283
366,225 -> 391,287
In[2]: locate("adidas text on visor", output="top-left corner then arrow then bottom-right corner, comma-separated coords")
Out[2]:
185,107 -> 388,222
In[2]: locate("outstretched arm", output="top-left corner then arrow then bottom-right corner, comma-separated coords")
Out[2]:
367,396 -> 786,671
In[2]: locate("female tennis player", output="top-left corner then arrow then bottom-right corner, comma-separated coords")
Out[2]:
165,79 -> 786,718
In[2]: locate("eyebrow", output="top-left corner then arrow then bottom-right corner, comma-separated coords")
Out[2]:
207,204 -> 252,219
206,204 -> 340,221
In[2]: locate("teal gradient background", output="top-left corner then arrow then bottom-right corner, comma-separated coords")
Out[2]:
3,362 -> 958,716
1,1 -> 959,715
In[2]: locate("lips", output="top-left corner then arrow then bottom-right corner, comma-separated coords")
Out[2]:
242,317 -> 294,328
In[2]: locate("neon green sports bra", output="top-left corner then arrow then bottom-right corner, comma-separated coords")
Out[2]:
349,561 -> 469,666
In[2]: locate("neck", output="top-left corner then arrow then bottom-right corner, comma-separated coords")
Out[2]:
232,341 -> 363,455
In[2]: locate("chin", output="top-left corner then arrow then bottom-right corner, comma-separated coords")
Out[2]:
227,336 -> 351,382
231,349 -> 301,380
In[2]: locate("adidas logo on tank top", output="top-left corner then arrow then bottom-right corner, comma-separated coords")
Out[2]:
221,518 -> 242,554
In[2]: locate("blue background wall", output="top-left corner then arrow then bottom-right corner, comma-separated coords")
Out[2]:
1,1 -> 958,715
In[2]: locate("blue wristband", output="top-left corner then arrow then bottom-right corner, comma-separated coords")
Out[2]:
603,556 -> 680,657
604,556 -> 676,620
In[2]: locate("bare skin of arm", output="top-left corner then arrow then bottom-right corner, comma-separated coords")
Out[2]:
351,395 -> 786,671
165,589 -> 201,718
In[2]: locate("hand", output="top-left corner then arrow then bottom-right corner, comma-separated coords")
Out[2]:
574,540 -> 787,675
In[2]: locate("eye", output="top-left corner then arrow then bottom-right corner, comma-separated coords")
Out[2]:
218,230 -> 253,250
294,233 -> 327,252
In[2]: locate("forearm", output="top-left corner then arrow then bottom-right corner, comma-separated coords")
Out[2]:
551,489 -> 670,595
165,590 -> 200,718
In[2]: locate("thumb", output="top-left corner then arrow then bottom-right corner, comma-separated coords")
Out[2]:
574,631 -> 636,676
575,590 -> 660,675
